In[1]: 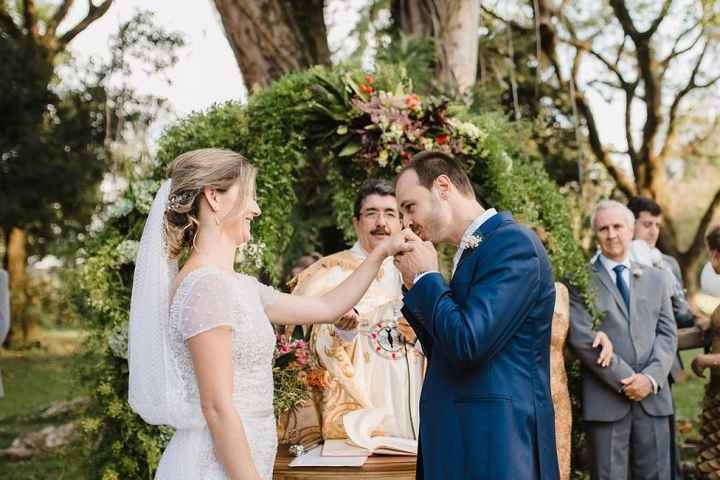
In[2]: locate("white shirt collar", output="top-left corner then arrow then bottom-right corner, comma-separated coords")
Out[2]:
459,208 -> 497,248
451,209 -> 497,276
599,254 -> 631,277
350,241 -> 368,260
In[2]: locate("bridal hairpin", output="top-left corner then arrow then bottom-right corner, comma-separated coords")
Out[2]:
167,191 -> 195,212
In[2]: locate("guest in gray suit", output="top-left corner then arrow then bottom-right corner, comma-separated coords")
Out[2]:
627,196 -> 707,331
0,268 -> 9,398
628,196 -> 706,480
569,200 -> 677,480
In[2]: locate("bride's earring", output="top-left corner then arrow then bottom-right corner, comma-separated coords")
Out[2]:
212,212 -> 221,226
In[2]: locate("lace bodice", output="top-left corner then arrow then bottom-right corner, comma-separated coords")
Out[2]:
168,267 -> 279,415
156,266 -> 280,480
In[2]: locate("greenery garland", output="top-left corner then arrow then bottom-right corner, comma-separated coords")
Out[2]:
74,65 -> 592,479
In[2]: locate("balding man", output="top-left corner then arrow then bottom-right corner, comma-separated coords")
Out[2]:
568,200 -> 677,480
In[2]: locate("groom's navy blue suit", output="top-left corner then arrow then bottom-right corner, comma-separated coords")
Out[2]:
402,212 -> 559,480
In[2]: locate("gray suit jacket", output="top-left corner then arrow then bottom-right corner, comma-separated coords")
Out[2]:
662,254 -> 683,285
568,259 -> 677,422
661,253 -> 692,382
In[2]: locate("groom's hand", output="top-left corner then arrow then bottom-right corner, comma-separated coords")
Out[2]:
394,233 -> 439,289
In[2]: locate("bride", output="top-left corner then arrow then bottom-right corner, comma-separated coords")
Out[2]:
128,148 -> 412,480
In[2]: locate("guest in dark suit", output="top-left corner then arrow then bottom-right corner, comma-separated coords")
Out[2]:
569,200 -> 677,480
393,151 -> 559,480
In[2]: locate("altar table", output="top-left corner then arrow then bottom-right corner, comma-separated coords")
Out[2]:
273,445 -> 416,479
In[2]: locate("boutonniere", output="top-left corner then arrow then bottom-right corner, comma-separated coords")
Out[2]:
460,234 -> 482,250
632,267 -> 643,278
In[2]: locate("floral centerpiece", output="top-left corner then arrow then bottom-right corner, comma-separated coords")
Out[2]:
301,69 -> 495,239
273,334 -> 329,418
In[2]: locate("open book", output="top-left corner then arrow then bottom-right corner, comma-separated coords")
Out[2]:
323,408 -> 417,456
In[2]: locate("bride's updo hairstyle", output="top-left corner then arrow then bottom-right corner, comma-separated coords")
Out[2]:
164,148 -> 256,258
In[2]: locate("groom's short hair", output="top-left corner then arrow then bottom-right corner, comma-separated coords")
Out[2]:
402,151 -> 475,198
353,179 -> 396,219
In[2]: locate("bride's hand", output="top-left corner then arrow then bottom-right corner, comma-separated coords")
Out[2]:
378,229 -> 415,258
334,309 -> 359,330
593,331 -> 613,367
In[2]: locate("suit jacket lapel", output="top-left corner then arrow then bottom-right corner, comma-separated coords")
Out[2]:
592,258 -> 630,319
628,262 -> 643,321
452,212 -> 513,282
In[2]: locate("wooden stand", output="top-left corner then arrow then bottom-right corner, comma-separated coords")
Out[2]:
273,445 -> 416,479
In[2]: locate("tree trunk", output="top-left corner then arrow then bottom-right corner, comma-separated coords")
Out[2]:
392,0 -> 439,37
212,0 -> 331,90
7,228 -> 30,344
393,0 -> 479,94
437,0 -> 479,94
680,252 -> 704,301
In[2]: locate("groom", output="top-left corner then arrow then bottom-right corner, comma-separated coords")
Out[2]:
393,151 -> 559,480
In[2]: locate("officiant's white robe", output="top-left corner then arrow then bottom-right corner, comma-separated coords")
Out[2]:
293,243 -> 424,443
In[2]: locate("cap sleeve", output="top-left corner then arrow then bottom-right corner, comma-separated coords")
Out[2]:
179,271 -> 238,340
255,278 -> 281,308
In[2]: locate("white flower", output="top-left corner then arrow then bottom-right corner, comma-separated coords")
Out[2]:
131,180 -> 161,214
632,267 -> 643,278
107,323 -> 128,359
460,234 -> 482,250
237,241 -> 266,271
500,151 -> 513,172
420,137 -> 434,150
116,240 -> 139,264
449,119 -> 486,141
378,150 -> 389,167
105,198 -> 134,220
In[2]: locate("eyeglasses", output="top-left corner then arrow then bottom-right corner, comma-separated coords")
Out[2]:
360,210 -> 398,220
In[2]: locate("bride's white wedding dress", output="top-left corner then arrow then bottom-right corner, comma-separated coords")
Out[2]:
155,266 -> 279,480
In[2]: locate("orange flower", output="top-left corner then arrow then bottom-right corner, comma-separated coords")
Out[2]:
436,133 -> 449,145
365,74 -> 375,84
360,83 -> 375,95
305,367 -> 331,390
405,94 -> 421,109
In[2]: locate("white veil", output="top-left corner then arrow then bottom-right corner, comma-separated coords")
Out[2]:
127,179 -> 179,425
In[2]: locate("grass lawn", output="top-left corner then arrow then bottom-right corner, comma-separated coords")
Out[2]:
672,347 -> 709,472
0,329 -> 89,479
0,332 -> 713,479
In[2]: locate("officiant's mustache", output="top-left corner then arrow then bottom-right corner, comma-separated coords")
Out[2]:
371,227 -> 391,236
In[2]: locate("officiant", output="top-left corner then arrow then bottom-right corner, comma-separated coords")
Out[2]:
292,179 -> 424,446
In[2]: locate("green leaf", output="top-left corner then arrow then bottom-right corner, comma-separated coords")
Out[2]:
338,141 -> 362,157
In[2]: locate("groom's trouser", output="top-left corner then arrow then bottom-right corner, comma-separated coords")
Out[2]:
587,403 -> 671,480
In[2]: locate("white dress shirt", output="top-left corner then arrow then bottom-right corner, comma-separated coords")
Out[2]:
598,254 -> 631,289
414,208 -> 498,284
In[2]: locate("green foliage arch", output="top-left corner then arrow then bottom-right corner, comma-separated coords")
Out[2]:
75,65 -> 591,479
